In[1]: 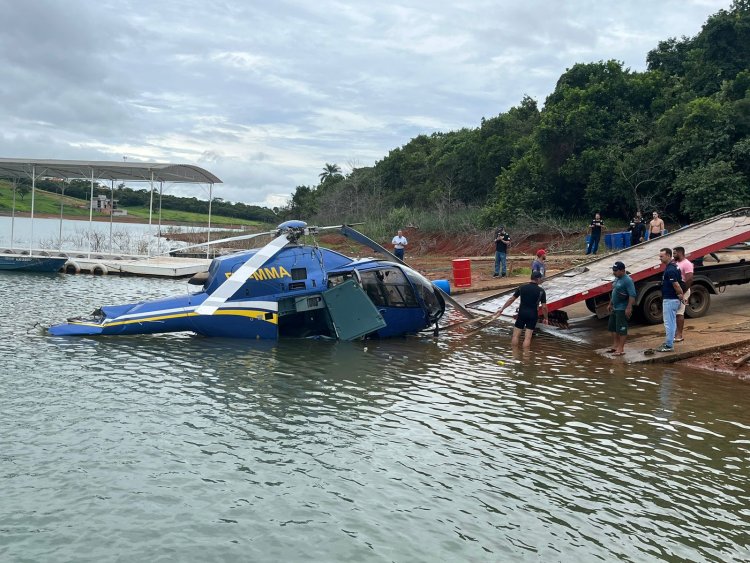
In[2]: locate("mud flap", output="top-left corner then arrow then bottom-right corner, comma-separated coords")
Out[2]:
323,279 -> 386,340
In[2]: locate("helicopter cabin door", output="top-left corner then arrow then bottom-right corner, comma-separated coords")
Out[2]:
322,279 -> 386,340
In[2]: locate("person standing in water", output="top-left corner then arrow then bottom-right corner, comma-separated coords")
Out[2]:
497,271 -> 549,350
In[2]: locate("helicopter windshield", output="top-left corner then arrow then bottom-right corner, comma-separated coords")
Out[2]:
404,268 -> 444,321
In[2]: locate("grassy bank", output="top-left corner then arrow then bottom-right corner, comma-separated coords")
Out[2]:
0,181 -> 268,228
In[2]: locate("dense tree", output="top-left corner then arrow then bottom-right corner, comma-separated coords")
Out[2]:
259,3 -> 750,228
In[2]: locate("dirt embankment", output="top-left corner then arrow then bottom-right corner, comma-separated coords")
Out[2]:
678,344 -> 750,379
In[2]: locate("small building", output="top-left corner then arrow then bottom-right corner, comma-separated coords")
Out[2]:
91,195 -> 127,216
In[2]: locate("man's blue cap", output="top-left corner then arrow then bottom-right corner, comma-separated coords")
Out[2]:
612,261 -> 626,271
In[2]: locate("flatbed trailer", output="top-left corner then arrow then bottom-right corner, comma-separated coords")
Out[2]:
585,258 -> 750,323
467,208 -> 750,321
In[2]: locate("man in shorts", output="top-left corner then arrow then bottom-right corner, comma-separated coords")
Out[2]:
607,261 -> 636,356
673,246 -> 694,342
497,271 -> 549,349
649,212 -> 665,239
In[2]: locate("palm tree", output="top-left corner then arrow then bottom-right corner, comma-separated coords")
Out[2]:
319,163 -> 342,183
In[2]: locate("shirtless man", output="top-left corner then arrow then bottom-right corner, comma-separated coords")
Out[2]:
649,212 -> 665,239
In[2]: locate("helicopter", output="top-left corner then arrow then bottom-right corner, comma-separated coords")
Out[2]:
48,221 -> 474,340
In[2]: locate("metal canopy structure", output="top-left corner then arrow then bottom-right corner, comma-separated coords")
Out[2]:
0,158 -> 222,184
0,158 -> 222,258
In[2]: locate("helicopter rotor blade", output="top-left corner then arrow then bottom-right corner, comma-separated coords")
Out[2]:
160,229 -> 277,257
195,233 -> 290,315
338,225 -> 475,319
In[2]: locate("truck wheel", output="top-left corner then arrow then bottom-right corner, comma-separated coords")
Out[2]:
585,298 -> 596,313
585,295 -> 611,317
685,284 -> 710,318
640,289 -> 663,324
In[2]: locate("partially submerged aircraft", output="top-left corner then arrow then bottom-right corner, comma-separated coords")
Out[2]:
48,221 -> 473,340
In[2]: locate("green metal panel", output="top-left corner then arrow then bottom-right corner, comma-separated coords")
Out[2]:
323,279 -> 386,340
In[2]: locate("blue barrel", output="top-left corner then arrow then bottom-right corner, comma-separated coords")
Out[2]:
611,233 -> 624,250
433,279 -> 451,295
622,231 -> 632,247
604,233 -> 615,250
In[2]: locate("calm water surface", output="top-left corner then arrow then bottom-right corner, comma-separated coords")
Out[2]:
1,273 -> 749,562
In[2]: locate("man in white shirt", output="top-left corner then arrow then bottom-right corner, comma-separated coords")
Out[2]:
392,229 -> 408,260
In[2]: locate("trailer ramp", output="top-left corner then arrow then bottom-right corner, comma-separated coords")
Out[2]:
468,208 -> 750,318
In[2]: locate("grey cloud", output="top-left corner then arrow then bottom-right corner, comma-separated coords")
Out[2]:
0,0 -> 732,206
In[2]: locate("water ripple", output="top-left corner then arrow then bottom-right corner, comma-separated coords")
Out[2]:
1,273 -> 749,561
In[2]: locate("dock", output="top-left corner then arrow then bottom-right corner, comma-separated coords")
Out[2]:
1,247 -> 212,278
73,255 -> 212,277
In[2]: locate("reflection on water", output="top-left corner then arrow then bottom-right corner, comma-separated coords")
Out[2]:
1,272 -> 749,561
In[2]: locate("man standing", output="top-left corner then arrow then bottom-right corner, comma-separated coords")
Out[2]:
493,226 -> 511,278
657,248 -> 685,353
607,261 -> 636,356
531,249 -> 546,280
673,246 -> 694,342
391,229 -> 408,261
649,212 -> 665,240
497,271 -> 549,349
586,213 -> 605,255
629,212 -> 646,245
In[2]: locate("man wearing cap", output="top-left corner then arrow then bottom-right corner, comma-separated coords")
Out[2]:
607,261 -> 636,356
498,271 -> 549,349
531,249 -> 546,280
493,226 -> 511,278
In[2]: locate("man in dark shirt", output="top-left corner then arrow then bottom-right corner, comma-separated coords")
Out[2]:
586,213 -> 605,255
497,271 -> 549,349
629,212 -> 646,245
657,247 -> 685,352
493,226 -> 511,278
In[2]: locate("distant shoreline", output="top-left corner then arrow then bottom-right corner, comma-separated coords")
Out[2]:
0,211 -> 214,227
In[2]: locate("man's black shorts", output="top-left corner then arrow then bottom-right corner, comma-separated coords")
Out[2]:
515,312 -> 538,330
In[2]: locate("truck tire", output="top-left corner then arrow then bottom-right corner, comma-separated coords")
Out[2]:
585,298 -> 596,313
685,284 -> 710,318
640,289 -> 663,324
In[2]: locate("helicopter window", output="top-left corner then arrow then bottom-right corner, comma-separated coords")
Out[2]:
291,268 -> 307,281
360,268 -> 418,308
328,272 -> 355,288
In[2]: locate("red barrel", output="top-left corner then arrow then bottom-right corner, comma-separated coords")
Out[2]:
452,258 -> 472,288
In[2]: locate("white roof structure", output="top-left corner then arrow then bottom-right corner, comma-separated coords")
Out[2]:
0,158 -> 224,258
0,158 -> 221,184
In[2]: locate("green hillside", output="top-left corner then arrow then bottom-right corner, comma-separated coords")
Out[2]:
0,181 -> 268,227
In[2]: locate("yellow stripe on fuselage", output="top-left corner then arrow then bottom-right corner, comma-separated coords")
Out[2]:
68,309 -> 279,328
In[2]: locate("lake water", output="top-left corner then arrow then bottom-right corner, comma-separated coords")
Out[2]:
0,216 -> 236,255
2,272 -> 749,561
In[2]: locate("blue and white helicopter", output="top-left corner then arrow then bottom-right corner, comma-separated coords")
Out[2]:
48,221 -> 474,340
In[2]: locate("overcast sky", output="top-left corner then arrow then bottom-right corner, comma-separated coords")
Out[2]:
0,0 -> 731,208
